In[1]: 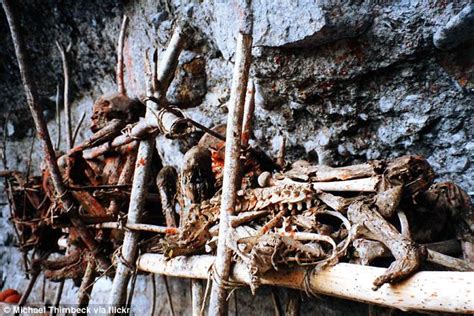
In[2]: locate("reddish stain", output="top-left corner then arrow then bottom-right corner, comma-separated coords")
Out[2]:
165,227 -> 177,235
138,158 -> 146,166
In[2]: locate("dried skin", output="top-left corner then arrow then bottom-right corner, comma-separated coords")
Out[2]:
90,94 -> 143,133
348,199 -> 424,289
41,250 -> 89,281
157,166 -> 179,227
236,233 -> 328,293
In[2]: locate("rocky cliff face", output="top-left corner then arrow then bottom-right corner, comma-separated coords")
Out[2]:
1,1 -> 472,315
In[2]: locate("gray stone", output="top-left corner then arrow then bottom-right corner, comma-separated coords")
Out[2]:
189,0 -> 373,60
1,1 -> 473,315
434,4 -> 474,51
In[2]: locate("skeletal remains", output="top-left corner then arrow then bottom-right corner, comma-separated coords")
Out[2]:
1,8 -> 473,311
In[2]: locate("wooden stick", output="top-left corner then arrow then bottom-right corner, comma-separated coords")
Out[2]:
18,270 -> 40,306
117,15 -> 128,95
150,274 -> 157,316
192,280 -> 204,316
2,0 -> 110,270
163,275 -> 176,316
241,79 -> 255,148
138,254 -> 474,314
108,25 -> 185,310
56,41 -> 72,149
51,280 -> 64,316
82,118 -> 151,159
77,259 -> 96,309
55,84 -> 61,150
427,249 -> 474,271
209,9 -> 253,314
71,112 -> 86,147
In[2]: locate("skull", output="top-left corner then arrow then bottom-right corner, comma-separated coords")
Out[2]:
90,93 -> 144,132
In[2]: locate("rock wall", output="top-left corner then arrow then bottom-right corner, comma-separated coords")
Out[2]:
1,0 -> 473,315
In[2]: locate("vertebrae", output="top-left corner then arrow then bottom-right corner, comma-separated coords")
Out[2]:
164,184 -> 321,257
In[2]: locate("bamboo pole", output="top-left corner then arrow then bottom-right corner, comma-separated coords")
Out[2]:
107,25 -> 185,311
2,0 -> 110,270
138,254 -> 474,314
208,4 -> 253,313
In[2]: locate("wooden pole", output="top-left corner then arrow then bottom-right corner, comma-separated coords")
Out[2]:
192,280 -> 204,316
208,3 -> 253,313
2,0 -> 109,270
107,25 -> 185,311
138,254 -> 474,314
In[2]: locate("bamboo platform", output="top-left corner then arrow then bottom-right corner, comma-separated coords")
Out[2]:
138,253 -> 474,314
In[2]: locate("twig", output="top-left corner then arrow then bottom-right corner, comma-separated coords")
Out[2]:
241,79 -> 255,148
52,280 -> 64,316
18,252 -> 45,307
71,112 -> 86,147
208,3 -> 253,313
125,267 -> 138,311
56,41 -> 72,149
117,15 -> 129,95
25,135 -> 35,179
163,275 -> 176,316
3,0 -> 110,270
68,183 -> 132,191
108,24 -> 185,310
77,258 -> 96,309
18,270 -> 40,306
55,84 -> 61,150
150,274 -> 156,316
41,274 -> 46,303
